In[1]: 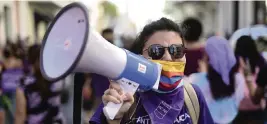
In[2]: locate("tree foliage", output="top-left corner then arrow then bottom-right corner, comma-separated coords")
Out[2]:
100,1 -> 118,17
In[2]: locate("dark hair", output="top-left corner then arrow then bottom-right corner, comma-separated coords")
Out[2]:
3,43 -> 25,59
101,28 -> 113,36
130,17 -> 184,54
27,45 -> 40,65
3,45 -> 13,58
181,17 -> 203,42
208,63 -> 239,100
235,35 -> 266,73
24,45 -> 51,100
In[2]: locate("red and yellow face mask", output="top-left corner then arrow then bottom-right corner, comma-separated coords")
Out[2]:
152,60 -> 185,93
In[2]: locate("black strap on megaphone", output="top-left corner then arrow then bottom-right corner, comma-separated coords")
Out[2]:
73,73 -> 85,124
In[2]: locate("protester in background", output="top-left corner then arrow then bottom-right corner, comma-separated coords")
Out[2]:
102,28 -> 114,44
16,45 -> 66,124
1,43 -> 24,124
3,44 -> 24,70
235,36 -> 266,74
182,17 -> 206,76
189,36 -> 245,124
233,36 -> 266,124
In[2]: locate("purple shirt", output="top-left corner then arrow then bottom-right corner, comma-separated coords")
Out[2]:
89,84 -> 214,124
1,68 -> 24,92
91,74 -> 109,97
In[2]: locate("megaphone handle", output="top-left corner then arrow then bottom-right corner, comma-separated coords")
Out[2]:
103,78 -> 139,120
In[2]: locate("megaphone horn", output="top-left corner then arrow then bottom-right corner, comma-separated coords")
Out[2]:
40,2 -> 162,120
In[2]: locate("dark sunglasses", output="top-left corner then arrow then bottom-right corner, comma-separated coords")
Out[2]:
143,44 -> 186,60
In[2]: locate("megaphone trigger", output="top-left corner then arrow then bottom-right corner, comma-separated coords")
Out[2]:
104,78 -> 139,120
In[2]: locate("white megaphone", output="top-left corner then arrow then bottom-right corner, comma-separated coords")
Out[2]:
40,2 -> 162,120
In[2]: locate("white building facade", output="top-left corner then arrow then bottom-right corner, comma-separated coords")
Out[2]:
0,0 -> 74,46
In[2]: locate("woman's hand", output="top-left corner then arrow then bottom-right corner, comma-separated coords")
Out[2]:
102,80 -> 134,121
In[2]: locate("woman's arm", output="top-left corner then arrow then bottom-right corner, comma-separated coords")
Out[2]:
15,88 -> 26,124
245,73 -> 265,105
246,75 -> 257,97
245,66 -> 264,105
239,58 -> 261,104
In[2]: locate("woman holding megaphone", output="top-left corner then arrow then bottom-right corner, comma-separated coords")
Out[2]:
90,18 -> 213,124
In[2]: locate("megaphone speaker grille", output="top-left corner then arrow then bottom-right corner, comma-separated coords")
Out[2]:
40,2 -> 89,81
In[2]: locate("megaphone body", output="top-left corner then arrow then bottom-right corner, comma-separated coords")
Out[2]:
40,2 -> 161,120
74,30 -> 161,91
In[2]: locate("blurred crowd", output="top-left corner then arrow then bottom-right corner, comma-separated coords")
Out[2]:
0,12 -> 266,124
0,26 -> 135,124
182,18 -> 267,124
